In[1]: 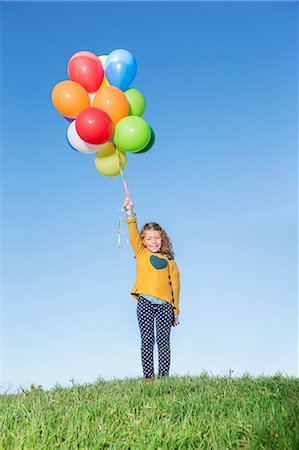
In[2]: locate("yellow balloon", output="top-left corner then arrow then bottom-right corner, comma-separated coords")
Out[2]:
95,142 -> 127,177
98,55 -> 110,88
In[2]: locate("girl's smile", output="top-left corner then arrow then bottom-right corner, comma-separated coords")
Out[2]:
143,230 -> 162,252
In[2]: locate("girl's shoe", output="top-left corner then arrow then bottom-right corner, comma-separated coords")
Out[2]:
144,377 -> 155,382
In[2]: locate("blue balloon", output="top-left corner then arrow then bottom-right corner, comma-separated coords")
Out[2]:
105,49 -> 137,91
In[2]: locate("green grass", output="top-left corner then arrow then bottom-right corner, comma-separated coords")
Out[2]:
1,373 -> 298,449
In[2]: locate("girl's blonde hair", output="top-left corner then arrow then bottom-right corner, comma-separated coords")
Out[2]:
140,222 -> 174,260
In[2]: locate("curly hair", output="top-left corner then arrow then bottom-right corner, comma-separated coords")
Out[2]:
140,222 -> 174,260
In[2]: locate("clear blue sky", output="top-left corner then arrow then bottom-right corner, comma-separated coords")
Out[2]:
1,1 -> 298,393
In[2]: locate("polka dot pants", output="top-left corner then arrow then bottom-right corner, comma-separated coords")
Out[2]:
137,296 -> 173,379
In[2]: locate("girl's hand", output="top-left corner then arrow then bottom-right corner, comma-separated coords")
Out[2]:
124,196 -> 134,212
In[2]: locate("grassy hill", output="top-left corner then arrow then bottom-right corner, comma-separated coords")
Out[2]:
1,374 -> 298,449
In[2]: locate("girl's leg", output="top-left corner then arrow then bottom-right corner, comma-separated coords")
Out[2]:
136,297 -> 155,378
155,302 -> 173,378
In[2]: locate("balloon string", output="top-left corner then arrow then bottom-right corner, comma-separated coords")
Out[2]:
115,147 -> 130,249
115,147 -> 129,197
117,215 -> 122,249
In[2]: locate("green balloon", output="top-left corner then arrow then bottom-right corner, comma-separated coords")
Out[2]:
114,116 -> 151,153
124,88 -> 146,116
133,127 -> 155,154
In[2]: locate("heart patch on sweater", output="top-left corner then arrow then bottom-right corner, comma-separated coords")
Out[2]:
150,255 -> 168,270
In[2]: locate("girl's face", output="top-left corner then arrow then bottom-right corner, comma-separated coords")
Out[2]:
143,230 -> 162,253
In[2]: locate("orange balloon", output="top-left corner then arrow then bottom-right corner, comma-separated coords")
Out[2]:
93,86 -> 129,126
51,80 -> 90,118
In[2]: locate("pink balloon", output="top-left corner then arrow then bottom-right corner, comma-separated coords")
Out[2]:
69,51 -> 99,64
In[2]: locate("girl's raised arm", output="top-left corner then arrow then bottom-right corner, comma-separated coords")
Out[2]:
124,197 -> 145,257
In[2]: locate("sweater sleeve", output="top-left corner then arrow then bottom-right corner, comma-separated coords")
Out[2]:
169,260 -> 180,315
125,217 -> 145,257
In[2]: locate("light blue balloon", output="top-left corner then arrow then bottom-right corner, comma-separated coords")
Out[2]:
105,49 -> 137,91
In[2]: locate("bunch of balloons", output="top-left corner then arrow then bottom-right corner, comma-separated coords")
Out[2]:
51,49 -> 155,177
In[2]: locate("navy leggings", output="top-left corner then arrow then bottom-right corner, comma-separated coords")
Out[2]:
137,296 -> 173,378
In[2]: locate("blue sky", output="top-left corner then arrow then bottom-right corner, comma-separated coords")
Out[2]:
1,1 -> 298,393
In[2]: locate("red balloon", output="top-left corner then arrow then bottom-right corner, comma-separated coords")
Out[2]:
68,56 -> 104,93
76,108 -> 114,145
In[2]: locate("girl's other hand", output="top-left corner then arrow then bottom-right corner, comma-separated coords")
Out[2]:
173,315 -> 180,326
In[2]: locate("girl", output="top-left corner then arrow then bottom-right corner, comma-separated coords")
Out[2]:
124,196 -> 180,381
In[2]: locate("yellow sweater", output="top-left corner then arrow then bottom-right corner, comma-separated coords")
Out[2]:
126,217 -> 180,314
